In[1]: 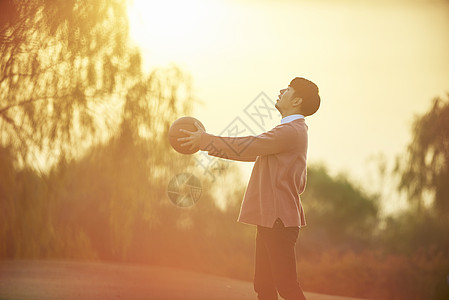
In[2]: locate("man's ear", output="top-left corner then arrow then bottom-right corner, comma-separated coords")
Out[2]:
292,97 -> 303,107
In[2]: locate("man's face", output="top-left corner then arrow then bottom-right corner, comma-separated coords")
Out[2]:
275,86 -> 296,114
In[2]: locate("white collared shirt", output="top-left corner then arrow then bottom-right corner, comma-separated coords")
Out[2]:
281,114 -> 304,124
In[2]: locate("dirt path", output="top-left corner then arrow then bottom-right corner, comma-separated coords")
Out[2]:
0,260 -> 366,300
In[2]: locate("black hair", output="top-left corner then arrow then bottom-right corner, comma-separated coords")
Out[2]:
289,77 -> 320,116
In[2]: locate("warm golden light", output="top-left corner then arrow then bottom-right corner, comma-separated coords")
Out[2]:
2,1 -> 449,299
127,0 -> 227,66
127,0 -> 449,215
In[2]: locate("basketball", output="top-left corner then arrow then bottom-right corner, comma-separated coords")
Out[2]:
168,116 -> 205,154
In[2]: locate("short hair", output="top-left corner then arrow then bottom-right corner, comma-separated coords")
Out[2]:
289,77 -> 320,116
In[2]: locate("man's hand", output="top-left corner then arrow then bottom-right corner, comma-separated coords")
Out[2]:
178,122 -> 205,151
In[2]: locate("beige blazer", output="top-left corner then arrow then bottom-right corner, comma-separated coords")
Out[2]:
199,118 -> 308,228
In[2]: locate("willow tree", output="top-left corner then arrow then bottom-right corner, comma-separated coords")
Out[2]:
0,0 -> 141,168
395,96 -> 449,215
0,0 -> 195,259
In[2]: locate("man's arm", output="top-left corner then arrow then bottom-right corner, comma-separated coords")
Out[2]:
202,139 -> 257,162
199,124 -> 295,159
179,121 -> 295,160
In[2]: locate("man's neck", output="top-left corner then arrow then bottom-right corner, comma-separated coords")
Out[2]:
281,110 -> 303,118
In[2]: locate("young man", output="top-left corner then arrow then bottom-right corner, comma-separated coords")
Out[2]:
179,77 -> 320,300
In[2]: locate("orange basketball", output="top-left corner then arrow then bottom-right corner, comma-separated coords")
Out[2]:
168,116 -> 205,154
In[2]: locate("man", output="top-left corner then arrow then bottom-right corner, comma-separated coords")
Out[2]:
179,77 -> 320,300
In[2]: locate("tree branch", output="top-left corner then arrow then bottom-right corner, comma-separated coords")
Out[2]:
0,97 -> 46,115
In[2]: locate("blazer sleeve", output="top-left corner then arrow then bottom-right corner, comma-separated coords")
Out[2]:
199,123 -> 295,161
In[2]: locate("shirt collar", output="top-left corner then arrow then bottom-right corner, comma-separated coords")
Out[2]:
281,114 -> 304,124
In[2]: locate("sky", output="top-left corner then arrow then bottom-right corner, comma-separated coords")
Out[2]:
127,0 -> 449,213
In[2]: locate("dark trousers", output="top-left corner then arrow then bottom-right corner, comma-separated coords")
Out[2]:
254,218 -> 306,300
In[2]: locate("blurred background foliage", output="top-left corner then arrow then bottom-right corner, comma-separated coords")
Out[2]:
0,0 -> 448,299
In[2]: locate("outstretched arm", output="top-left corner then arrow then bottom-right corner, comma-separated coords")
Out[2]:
197,124 -> 296,159
178,122 -> 257,162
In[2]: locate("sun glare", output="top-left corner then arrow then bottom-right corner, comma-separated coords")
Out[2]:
127,0 -> 227,67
